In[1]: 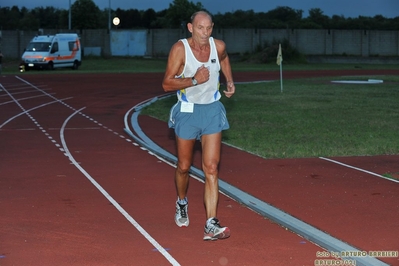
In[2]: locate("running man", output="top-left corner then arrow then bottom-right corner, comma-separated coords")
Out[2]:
162,10 -> 235,240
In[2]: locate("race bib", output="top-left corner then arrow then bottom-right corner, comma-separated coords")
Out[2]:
180,102 -> 194,113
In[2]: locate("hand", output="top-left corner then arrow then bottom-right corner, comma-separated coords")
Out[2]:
194,65 -> 210,84
223,81 -> 235,98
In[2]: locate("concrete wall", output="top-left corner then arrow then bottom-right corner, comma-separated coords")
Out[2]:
1,28 -> 398,61
111,30 -> 147,56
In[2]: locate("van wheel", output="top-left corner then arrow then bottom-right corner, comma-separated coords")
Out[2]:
48,62 -> 54,70
72,61 -> 79,70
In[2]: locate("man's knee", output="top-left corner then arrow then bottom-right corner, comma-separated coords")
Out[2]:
203,160 -> 219,176
177,161 -> 191,174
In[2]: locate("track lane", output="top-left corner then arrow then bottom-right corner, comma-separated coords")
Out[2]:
139,114 -> 399,266
1,75 -> 178,265
1,71 -> 398,266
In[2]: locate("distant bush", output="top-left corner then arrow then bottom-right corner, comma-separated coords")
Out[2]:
243,39 -> 307,64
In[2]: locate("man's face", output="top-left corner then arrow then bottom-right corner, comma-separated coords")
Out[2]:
188,14 -> 214,44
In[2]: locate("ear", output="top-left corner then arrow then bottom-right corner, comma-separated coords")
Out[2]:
187,23 -> 193,33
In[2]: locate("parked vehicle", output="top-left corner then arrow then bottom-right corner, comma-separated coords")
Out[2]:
20,33 -> 82,72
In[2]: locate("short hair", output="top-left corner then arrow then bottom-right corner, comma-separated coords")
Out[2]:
190,11 -> 213,24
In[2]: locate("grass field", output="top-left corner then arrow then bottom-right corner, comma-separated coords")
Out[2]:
141,74 -> 399,159
3,57 -> 399,159
2,56 -> 398,74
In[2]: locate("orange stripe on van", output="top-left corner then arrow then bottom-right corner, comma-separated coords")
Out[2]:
24,55 -> 45,59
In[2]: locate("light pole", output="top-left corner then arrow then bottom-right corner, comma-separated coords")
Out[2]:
108,0 -> 111,30
68,0 -> 71,30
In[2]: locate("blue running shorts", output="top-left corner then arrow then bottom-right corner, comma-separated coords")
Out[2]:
168,101 -> 230,140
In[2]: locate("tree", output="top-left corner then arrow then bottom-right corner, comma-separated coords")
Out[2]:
165,0 -> 204,28
265,6 -> 303,29
32,7 -> 62,29
308,8 -> 330,28
71,0 -> 102,30
19,7 -> 39,30
58,9 -> 70,29
142,8 -> 157,28
150,9 -> 168,29
115,8 -> 142,28
266,6 -> 303,22
2,6 -> 21,30
0,3 -> 397,31
330,15 -> 347,29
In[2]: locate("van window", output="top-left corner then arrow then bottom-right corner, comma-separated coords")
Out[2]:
51,42 -> 59,53
69,41 -> 80,51
26,42 -> 51,52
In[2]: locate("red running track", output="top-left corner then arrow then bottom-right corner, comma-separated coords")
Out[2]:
0,69 -> 398,266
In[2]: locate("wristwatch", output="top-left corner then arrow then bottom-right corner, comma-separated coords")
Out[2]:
191,77 -> 198,86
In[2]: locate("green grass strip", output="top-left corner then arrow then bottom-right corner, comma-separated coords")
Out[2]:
143,75 -> 399,159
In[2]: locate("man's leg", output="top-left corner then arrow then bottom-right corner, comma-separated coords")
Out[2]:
201,132 -> 230,240
175,136 -> 196,199
174,136 -> 195,227
201,132 -> 222,219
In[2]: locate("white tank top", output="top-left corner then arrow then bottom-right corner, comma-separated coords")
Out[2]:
176,37 -> 221,104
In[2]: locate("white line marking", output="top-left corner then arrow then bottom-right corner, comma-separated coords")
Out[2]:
60,108 -> 180,266
0,93 -> 57,106
319,157 -> 399,183
48,127 -> 101,130
124,98 -> 391,266
0,95 -> 73,129
5,78 -> 180,265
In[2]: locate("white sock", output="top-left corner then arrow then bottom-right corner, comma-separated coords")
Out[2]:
206,217 -> 215,226
177,197 -> 188,205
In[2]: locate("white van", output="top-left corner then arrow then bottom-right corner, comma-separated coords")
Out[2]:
20,33 -> 82,72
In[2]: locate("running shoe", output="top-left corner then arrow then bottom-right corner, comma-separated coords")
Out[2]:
175,202 -> 189,227
203,217 -> 230,240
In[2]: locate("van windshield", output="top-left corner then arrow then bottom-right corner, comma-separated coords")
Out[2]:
26,42 -> 52,52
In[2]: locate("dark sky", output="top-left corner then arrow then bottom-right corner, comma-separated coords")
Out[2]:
2,0 -> 398,18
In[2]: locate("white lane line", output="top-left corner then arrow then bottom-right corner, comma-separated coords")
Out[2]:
124,96 -> 392,266
5,78 -> 179,265
60,108 -> 180,266
48,127 -> 101,130
0,93 -> 57,106
0,97 -> 73,129
319,157 -> 399,183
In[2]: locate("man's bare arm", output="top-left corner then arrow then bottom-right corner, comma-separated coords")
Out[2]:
216,39 -> 235,98
162,42 -> 188,92
162,41 -> 210,92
